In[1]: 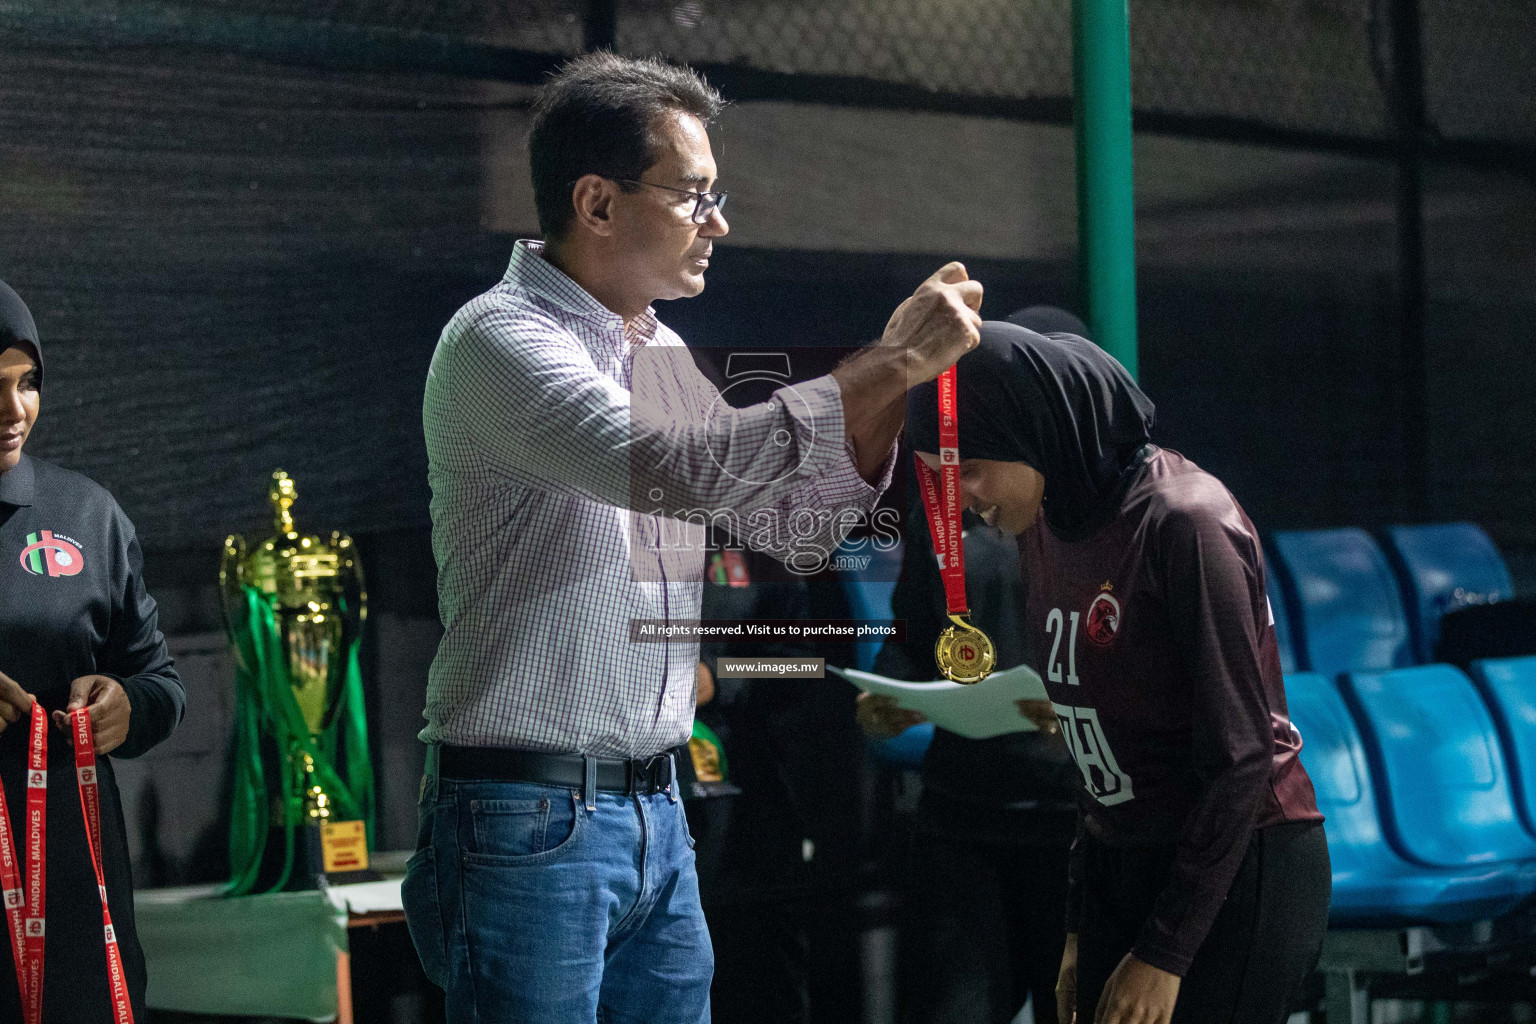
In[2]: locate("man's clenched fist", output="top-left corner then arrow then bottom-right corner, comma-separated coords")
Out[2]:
880,261 -> 984,385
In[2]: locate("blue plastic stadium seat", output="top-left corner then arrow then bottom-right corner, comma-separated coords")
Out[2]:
1471,656 -> 1536,841
1342,666 -> 1536,881
1266,568 -> 1297,675
1286,671 -> 1533,924
1271,529 -> 1413,675
835,538 -> 932,767
1381,523 -> 1515,663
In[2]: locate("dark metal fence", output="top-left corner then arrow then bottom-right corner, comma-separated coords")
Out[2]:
3,0 -> 1530,164
1,0 -> 1531,525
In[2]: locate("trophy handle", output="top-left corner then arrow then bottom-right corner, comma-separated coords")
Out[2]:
219,534 -> 254,674
331,530 -> 367,641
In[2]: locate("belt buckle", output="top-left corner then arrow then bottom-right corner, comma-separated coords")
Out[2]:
637,754 -> 666,794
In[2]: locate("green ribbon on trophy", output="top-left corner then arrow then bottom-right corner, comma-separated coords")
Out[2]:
220,471 -> 376,895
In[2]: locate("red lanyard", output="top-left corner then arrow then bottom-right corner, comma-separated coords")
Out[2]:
913,365 -> 997,683
0,704 -> 134,1024
914,364 -> 968,616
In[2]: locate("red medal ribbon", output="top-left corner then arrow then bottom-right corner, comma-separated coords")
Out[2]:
914,364 -> 969,617
0,704 -> 135,1024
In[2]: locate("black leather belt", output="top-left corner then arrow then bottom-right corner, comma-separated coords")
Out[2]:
439,745 -> 676,796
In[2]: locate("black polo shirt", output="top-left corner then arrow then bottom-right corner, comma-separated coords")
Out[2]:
0,453 -> 184,1021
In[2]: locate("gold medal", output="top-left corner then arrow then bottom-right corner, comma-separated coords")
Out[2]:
934,613 -> 996,684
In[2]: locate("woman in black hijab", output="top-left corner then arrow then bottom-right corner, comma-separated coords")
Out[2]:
906,322 -> 1329,1024
0,280 -> 184,1022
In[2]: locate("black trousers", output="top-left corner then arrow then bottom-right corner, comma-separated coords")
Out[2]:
899,828 -> 1072,1024
1076,820 -> 1331,1024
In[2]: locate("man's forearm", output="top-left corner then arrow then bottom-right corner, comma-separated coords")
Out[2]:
848,395 -> 904,482
831,347 -> 911,484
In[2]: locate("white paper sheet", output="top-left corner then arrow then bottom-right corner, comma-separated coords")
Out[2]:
829,663 -> 1050,739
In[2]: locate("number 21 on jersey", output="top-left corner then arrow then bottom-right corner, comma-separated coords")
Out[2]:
1044,607 -> 1080,685
1044,606 -> 1134,806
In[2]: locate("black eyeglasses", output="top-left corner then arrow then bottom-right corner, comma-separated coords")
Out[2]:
610,178 -> 728,224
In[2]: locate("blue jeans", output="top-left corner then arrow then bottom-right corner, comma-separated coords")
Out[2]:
402,764 -> 714,1024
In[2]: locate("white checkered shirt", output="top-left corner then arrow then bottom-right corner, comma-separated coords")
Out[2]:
421,240 -> 895,756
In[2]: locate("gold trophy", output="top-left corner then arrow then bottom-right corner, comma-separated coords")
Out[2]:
220,471 -> 375,894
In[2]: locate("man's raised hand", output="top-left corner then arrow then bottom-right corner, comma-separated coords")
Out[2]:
880,261 -> 984,385
828,261 -> 984,481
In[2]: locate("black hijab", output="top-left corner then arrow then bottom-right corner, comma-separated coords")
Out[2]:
0,279 -> 42,388
1005,304 -> 1089,338
906,316 -> 1155,536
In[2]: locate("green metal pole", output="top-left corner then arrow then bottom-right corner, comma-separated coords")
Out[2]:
1073,0 -> 1139,379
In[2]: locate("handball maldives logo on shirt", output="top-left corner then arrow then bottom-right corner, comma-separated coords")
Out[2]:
19,531 -> 85,578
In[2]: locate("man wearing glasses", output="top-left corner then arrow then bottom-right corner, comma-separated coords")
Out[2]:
406,51 -> 982,1023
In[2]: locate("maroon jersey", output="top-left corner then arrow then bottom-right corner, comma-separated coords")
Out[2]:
1020,446 -> 1321,977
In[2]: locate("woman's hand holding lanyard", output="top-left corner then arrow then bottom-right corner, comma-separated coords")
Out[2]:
1,670 -> 131,755
51,675 -> 131,755
0,668 -> 136,1024
0,671 -> 33,733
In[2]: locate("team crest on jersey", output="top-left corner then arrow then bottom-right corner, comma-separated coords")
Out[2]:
19,530 -> 85,578
1085,582 -> 1121,646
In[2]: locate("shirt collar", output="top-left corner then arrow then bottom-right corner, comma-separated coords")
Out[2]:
0,453 -> 36,508
505,240 -> 659,351
626,307 -> 660,347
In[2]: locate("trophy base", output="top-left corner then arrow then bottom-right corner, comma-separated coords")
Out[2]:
244,810 -> 379,892
297,821 -> 381,889
256,824 -> 376,892
286,824 -> 326,891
